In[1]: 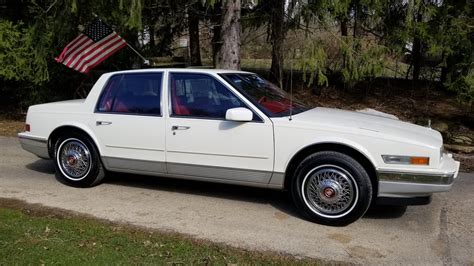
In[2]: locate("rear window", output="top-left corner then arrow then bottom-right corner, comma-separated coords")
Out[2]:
97,73 -> 162,116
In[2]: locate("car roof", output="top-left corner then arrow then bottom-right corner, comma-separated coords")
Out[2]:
105,68 -> 253,75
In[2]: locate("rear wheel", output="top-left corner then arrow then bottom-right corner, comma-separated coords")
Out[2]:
291,151 -> 372,225
54,134 -> 105,187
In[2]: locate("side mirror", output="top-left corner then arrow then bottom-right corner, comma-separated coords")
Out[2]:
225,107 -> 253,122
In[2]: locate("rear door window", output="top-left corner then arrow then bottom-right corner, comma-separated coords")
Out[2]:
97,73 -> 162,116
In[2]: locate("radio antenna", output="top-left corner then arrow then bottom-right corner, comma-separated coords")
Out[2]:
289,49 -> 295,121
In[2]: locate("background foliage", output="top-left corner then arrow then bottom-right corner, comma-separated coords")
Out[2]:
0,0 -> 472,109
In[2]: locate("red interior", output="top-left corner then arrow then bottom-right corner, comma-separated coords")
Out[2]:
261,98 -> 292,114
171,78 -> 190,115
113,101 -> 129,112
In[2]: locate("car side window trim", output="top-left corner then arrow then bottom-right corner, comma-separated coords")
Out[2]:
95,72 -> 164,117
167,72 -> 264,123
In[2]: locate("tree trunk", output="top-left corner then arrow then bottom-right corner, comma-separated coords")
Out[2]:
212,24 -> 221,67
411,10 -> 424,81
270,0 -> 285,87
216,0 -> 241,70
188,6 -> 202,66
412,36 -> 422,81
211,2 -> 222,67
440,51 -> 449,84
340,15 -> 348,69
340,17 -> 348,37
149,24 -> 155,54
353,1 -> 361,38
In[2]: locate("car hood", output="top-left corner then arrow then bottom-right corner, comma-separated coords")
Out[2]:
290,107 -> 442,148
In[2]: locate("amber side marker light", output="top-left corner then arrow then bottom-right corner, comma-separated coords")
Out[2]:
382,155 -> 430,165
410,157 -> 429,165
25,124 -> 30,132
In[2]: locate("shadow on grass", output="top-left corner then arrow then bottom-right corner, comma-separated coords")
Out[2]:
25,159 -> 408,222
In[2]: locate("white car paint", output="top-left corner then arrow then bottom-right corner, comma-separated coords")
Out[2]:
18,68 -> 460,201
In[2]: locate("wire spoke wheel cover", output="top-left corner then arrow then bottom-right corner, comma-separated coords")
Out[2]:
57,138 -> 92,181
302,164 -> 358,218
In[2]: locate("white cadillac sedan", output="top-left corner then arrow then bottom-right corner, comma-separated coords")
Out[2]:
18,69 -> 460,225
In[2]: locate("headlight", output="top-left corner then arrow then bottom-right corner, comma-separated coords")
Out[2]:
382,155 -> 430,165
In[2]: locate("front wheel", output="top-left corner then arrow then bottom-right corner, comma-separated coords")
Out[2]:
291,151 -> 372,225
54,134 -> 105,187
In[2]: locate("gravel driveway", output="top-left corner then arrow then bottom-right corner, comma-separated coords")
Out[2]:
0,136 -> 472,264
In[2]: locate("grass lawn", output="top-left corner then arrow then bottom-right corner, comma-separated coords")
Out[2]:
0,199 -> 321,265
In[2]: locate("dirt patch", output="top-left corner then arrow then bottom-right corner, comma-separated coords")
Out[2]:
274,211 -> 290,220
0,197 -> 89,220
453,154 -> 474,173
347,245 -> 385,259
328,233 -> 352,244
0,118 -> 23,137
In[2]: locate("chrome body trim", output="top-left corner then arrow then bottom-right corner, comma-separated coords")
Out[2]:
102,156 -> 167,174
18,133 -> 50,159
167,162 -> 272,183
111,169 -> 276,189
378,181 -> 454,198
268,172 -> 285,188
377,167 -> 459,198
167,150 -> 269,159
105,145 -> 165,152
377,171 -> 455,185
101,157 -> 280,189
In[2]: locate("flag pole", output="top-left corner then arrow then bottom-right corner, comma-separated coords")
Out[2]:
126,43 -> 150,65
92,13 -> 149,66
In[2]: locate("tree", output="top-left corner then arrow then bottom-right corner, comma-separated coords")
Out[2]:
188,2 -> 202,66
407,0 -> 427,81
215,0 -> 241,70
269,0 -> 285,87
429,0 -> 473,105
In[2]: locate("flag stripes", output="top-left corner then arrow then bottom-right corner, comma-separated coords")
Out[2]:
55,18 -> 126,73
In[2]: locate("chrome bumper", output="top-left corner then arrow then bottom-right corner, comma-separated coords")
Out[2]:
377,157 -> 460,198
18,133 -> 50,159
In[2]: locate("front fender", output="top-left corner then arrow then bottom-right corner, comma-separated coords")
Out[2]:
284,137 -> 378,172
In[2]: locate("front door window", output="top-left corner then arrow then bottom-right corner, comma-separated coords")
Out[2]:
169,73 -> 249,120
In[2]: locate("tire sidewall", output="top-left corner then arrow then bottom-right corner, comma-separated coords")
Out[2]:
291,151 -> 372,226
54,133 -> 104,187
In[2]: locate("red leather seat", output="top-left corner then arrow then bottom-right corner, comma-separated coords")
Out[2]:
171,79 -> 190,115
113,101 -> 129,112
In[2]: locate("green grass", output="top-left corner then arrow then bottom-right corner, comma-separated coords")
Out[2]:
0,201 -> 321,265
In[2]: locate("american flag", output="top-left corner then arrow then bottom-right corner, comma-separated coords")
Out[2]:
55,18 -> 126,73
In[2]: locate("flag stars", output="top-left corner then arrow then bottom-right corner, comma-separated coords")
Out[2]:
83,18 -> 113,42
55,16 -> 126,73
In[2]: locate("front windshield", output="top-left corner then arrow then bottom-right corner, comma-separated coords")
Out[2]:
220,73 -> 310,117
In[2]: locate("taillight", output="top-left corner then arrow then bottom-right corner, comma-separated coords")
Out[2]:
25,124 -> 30,132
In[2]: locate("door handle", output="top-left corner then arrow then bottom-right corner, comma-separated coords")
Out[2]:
96,121 -> 112,126
171,125 -> 190,130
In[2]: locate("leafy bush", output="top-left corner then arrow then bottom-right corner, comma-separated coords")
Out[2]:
446,68 -> 474,107
0,20 -> 49,84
